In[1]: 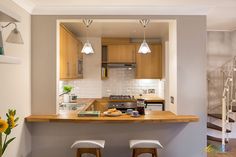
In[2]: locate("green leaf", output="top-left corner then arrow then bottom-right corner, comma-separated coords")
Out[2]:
63,85 -> 73,93
14,117 -> 19,122
4,127 -> 11,135
2,137 -> 15,154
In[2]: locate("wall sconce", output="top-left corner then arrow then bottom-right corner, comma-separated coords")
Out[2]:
0,22 -> 24,55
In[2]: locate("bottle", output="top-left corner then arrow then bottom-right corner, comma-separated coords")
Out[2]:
137,99 -> 145,115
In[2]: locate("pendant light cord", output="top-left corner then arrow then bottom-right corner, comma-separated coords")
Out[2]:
139,19 -> 150,41
83,19 -> 93,42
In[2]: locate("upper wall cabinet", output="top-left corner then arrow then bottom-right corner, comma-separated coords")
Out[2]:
60,25 -> 83,80
107,44 -> 135,63
136,44 -> 162,79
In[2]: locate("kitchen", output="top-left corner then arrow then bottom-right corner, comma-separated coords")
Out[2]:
58,19 -> 167,115
0,0 -> 209,156
26,15 -> 205,157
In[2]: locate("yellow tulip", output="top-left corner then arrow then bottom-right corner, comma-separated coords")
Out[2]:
0,119 -> 8,133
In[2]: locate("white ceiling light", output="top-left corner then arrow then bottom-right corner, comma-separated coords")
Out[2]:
138,19 -> 151,54
81,19 -> 94,54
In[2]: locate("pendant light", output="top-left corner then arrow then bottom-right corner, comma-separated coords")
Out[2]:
138,19 -> 151,54
81,19 -> 94,54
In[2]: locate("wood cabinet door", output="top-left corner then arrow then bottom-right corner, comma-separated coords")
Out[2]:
136,44 -> 162,79
60,25 -> 69,79
107,44 -> 135,63
68,35 -> 79,79
60,25 -> 83,80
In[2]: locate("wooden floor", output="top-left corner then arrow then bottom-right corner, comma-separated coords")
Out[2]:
208,139 -> 236,157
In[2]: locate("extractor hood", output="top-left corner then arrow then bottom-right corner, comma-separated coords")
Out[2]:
107,63 -> 136,68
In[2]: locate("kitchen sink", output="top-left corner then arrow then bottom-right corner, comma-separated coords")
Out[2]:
59,103 -> 86,111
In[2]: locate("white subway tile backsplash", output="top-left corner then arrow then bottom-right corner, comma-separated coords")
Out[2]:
60,68 -> 165,98
102,68 -> 164,97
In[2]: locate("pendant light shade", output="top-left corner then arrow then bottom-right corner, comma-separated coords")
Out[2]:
6,28 -> 24,44
138,19 -> 151,54
81,19 -> 94,55
81,40 -> 94,54
1,22 -> 24,44
138,40 -> 151,54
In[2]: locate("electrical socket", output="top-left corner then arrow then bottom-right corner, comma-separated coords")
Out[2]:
170,96 -> 174,104
148,89 -> 155,94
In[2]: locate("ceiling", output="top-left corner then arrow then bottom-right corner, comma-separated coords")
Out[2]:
62,20 -> 169,39
11,0 -> 236,31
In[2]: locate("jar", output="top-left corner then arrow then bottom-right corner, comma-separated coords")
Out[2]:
137,99 -> 145,115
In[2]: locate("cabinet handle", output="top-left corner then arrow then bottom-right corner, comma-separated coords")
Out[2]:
67,62 -> 69,76
73,63 -> 76,76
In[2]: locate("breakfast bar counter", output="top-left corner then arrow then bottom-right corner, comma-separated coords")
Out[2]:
25,98 -> 199,123
25,111 -> 199,123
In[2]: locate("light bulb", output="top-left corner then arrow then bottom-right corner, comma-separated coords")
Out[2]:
138,40 -> 151,54
81,41 -> 94,54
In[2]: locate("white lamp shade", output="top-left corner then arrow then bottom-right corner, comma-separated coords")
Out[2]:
138,40 -> 151,54
6,28 -> 24,44
81,41 -> 94,54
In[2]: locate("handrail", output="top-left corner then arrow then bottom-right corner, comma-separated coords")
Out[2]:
208,56 -> 236,152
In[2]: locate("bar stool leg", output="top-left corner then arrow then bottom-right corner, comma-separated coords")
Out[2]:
132,149 -> 135,157
96,149 -> 101,157
154,149 -> 158,157
76,149 -> 81,157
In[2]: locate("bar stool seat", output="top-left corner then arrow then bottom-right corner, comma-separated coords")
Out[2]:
130,140 -> 163,149
71,140 -> 105,157
71,140 -> 105,148
130,140 -> 163,157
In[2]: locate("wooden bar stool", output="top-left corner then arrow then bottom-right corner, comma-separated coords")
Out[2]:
130,140 -> 163,157
71,140 -> 105,157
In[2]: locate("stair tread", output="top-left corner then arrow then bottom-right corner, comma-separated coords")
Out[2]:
207,122 -> 231,133
232,106 -> 236,112
208,114 -> 235,122
207,135 -> 228,143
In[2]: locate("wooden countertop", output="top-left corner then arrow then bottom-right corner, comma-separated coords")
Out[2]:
25,111 -> 199,123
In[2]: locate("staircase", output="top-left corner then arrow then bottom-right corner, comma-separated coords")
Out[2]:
207,56 -> 236,152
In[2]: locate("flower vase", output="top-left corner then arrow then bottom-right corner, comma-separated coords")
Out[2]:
63,94 -> 70,103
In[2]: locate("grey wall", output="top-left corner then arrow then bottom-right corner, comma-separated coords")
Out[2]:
0,0 -> 31,157
207,31 -> 236,71
31,15 -> 207,157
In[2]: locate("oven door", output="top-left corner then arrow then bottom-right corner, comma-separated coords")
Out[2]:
145,103 -> 164,111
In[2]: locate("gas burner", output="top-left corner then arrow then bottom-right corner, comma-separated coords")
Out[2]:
109,95 -> 132,100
